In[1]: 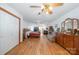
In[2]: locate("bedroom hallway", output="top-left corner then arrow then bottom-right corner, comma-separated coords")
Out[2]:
6,36 -> 70,55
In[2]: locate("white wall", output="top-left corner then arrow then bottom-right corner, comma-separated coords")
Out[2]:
0,10 -> 19,54
0,4 -> 26,54
51,6 -> 79,31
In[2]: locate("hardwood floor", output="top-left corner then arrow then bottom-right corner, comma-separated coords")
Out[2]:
6,37 -> 70,55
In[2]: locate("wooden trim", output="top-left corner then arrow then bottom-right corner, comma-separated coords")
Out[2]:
0,7 -> 21,44
0,7 -> 20,20
19,19 -> 21,44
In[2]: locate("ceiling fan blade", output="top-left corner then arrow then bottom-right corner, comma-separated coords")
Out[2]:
50,3 -> 64,7
30,6 -> 41,8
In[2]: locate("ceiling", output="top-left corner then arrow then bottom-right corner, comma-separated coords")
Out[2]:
7,3 -> 79,25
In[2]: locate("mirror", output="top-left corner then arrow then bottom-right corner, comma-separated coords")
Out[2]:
73,18 -> 78,29
61,21 -> 65,32
65,18 -> 72,33
61,18 -> 79,34
72,18 -> 79,34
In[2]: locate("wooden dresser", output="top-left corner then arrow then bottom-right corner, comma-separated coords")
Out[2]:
56,33 -> 79,55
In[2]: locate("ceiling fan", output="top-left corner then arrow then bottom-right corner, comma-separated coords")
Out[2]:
29,3 -> 64,15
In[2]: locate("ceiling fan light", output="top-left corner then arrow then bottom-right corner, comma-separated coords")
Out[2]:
46,10 -> 52,14
49,11 -> 52,14
46,11 -> 49,14
49,6 -> 53,11
41,5 -> 45,9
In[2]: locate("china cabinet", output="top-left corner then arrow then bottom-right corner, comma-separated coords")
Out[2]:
56,18 -> 79,54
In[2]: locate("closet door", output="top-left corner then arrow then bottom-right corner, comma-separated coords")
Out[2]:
0,10 -> 19,54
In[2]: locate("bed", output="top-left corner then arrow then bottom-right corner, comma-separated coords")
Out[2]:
30,32 -> 40,38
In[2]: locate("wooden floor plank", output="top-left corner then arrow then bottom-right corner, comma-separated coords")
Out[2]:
6,37 -> 70,55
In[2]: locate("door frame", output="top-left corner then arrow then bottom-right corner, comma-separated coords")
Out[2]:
0,7 -> 21,44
